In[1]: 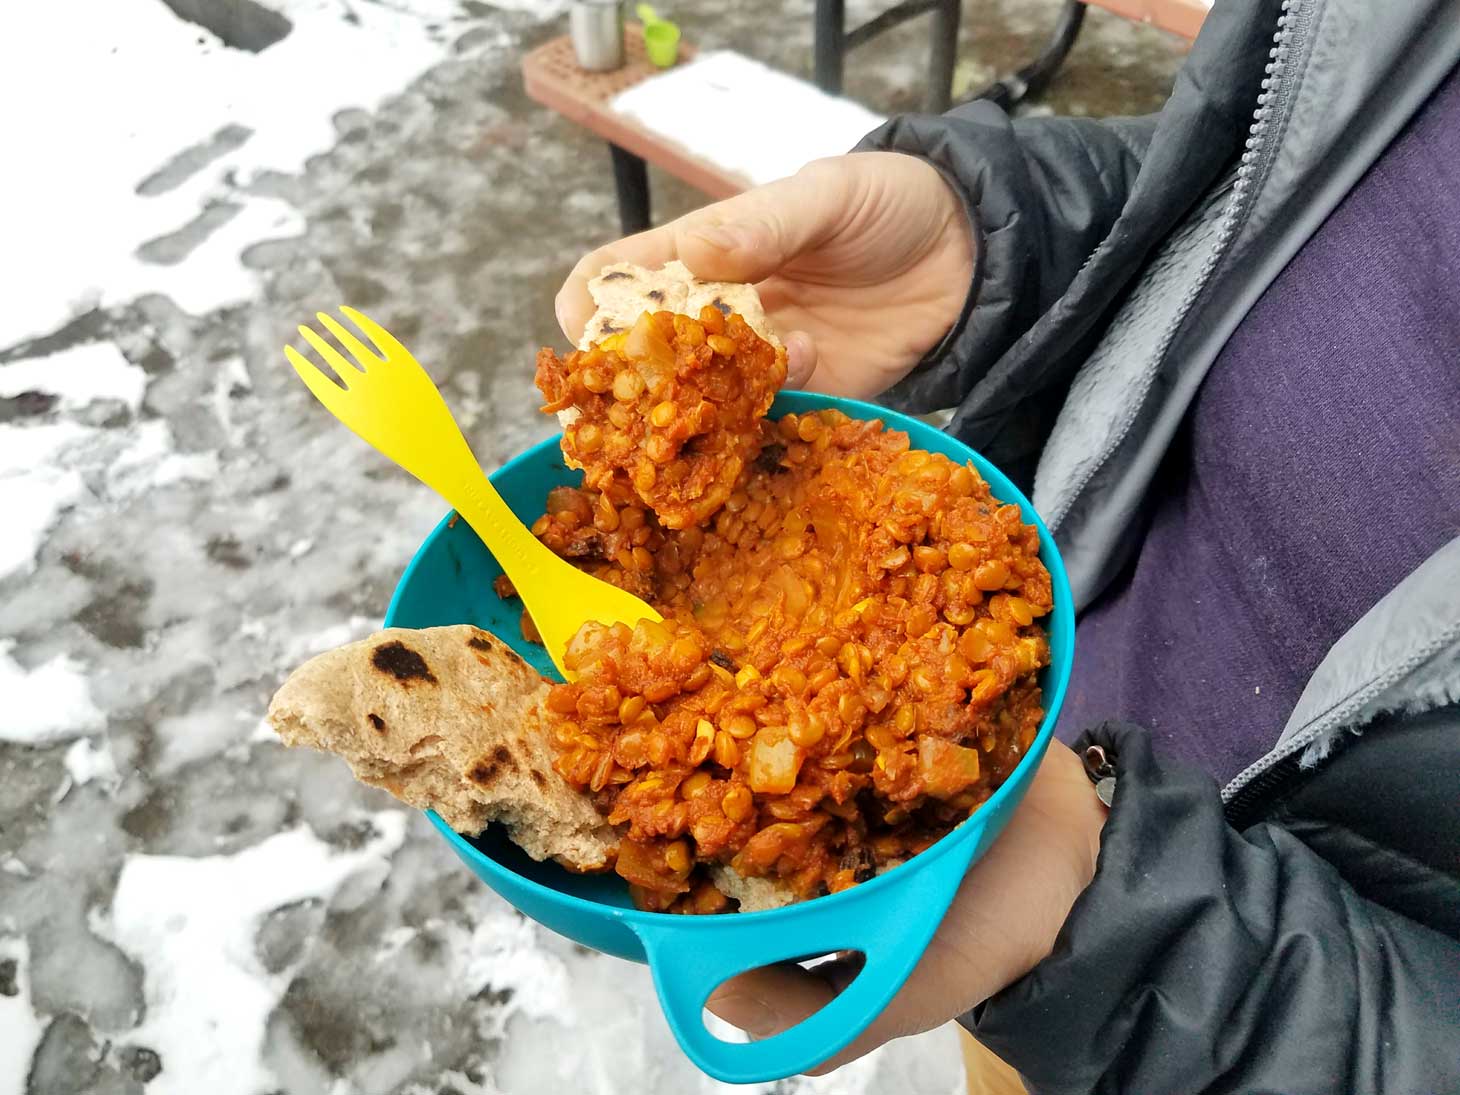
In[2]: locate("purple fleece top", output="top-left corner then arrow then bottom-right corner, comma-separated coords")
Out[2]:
1056,66 -> 1460,784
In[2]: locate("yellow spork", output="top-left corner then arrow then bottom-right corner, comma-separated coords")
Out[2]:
285,306 -> 661,679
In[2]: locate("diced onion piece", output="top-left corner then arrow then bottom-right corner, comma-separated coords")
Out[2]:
917,736 -> 982,799
624,311 -> 676,377
748,724 -> 803,794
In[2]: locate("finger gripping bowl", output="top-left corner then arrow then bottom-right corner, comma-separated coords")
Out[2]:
384,391 -> 1075,1083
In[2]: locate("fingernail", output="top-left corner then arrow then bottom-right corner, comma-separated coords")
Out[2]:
709,989 -> 780,1039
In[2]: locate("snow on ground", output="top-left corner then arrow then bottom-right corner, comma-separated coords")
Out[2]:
0,939 -> 45,1095
0,421 -> 92,580
0,0 -> 504,349
63,735 -> 121,789
101,813 -> 408,1095
0,411 -> 226,579
0,343 -> 149,414
0,640 -> 106,745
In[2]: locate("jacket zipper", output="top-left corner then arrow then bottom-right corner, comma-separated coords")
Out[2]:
1205,0 -> 1309,275
1223,750 -> 1305,829
1048,0 -> 1310,533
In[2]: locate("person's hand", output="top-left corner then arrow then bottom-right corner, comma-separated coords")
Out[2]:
556,152 -> 975,399
706,742 -> 1107,1074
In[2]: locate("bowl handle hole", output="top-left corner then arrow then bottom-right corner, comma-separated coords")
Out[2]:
700,949 -> 867,1045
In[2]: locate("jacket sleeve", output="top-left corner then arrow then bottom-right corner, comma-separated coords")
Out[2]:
853,106 -> 1157,413
968,722 -> 1460,1095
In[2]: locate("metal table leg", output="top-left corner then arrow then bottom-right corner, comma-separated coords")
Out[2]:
971,0 -> 1086,111
927,0 -> 961,113
609,143 -> 650,234
814,0 -> 847,95
817,0 -> 960,111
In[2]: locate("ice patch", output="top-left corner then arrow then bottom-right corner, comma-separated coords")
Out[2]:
156,700 -> 271,774
0,938 -> 44,1095
280,614 -> 377,668
375,924 -> 419,962
0,640 -> 106,745
611,52 -> 886,187
459,909 -> 573,1023
107,421 -> 220,500
64,735 -> 121,788
101,814 -> 408,1095
0,342 -> 149,413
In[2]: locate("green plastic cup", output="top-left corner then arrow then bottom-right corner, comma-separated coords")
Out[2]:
644,20 -> 680,67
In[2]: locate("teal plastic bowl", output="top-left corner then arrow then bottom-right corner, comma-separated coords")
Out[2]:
384,390 -> 1075,1083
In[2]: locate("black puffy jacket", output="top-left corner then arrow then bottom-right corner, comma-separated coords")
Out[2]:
855,2 -> 1460,1092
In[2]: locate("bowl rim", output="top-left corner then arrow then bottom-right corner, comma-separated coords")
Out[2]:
391,389 -> 1075,927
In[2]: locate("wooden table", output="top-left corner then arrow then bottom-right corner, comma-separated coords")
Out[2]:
522,29 -> 748,234
523,2 -> 1211,233
1094,0 -> 1209,40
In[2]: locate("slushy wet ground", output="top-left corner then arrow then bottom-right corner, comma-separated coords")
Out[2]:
0,3 -> 1182,1092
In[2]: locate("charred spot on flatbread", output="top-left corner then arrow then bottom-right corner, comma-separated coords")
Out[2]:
367,713 -> 386,731
371,640 -> 437,684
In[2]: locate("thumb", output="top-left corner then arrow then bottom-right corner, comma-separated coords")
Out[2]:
672,160 -> 849,284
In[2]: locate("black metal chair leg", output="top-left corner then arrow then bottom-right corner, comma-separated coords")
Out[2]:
609,143 -> 650,234
972,0 -> 1087,111
927,0 -> 961,113
814,0 -> 847,95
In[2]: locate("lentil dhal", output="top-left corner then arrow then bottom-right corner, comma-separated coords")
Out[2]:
535,306 -> 786,530
512,311 -> 1052,913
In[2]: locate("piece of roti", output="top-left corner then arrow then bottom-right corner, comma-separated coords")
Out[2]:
710,865 -> 797,912
267,624 -> 617,872
563,260 -> 783,428
577,260 -> 781,350
576,262 -> 690,348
